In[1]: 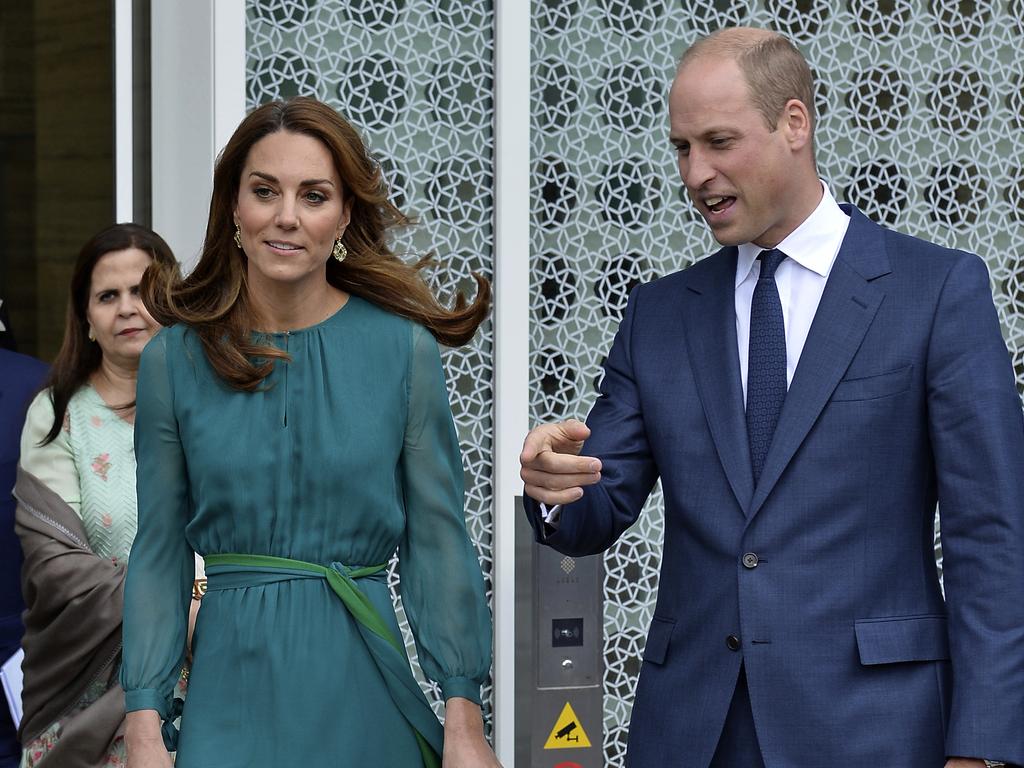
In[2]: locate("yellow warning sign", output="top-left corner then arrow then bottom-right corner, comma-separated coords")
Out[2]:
543,702 -> 592,749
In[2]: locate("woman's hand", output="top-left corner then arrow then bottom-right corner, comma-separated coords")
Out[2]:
442,697 -> 502,768
125,710 -> 172,768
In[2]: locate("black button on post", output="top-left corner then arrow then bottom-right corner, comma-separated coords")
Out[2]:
726,634 -> 741,651
742,552 -> 759,569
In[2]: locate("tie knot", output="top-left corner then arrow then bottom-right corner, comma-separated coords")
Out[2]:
758,248 -> 787,280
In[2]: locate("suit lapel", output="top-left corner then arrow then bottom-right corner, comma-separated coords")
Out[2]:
748,207 -> 891,519
681,248 -> 755,516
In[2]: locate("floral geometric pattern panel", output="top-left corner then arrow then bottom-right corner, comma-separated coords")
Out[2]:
247,0 -> 495,729
531,2 -> 1024,764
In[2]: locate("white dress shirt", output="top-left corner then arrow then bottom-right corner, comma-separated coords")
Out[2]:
735,181 -> 850,401
542,182 -> 850,523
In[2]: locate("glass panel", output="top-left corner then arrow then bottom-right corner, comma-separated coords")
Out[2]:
246,0 -> 497,730
530,4 -> 1024,764
133,0 -> 152,226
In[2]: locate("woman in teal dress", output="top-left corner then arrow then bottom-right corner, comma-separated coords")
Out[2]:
122,97 -> 499,768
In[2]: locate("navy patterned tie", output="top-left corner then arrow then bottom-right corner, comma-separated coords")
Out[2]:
746,248 -> 788,484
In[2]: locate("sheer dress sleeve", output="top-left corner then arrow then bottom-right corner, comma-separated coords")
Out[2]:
397,325 -> 492,705
120,331 -> 194,726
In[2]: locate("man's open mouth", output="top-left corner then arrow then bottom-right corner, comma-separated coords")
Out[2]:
705,196 -> 735,214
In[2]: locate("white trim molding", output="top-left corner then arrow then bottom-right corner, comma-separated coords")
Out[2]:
151,0 -> 245,269
492,1 -> 531,762
113,0 -> 133,222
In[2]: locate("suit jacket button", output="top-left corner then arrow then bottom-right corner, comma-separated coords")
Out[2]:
742,552 -> 759,569
726,634 -> 741,651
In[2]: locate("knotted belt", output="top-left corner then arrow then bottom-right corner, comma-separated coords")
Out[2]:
203,553 -> 442,768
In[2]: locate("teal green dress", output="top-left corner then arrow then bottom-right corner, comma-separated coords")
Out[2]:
121,297 -> 491,767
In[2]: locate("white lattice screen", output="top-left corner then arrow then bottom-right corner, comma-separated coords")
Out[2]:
246,0 -> 497,731
530,2 -> 1023,764
246,2 -> 1024,763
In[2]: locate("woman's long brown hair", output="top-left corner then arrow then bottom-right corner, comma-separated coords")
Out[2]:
144,97 -> 491,391
41,223 -> 178,445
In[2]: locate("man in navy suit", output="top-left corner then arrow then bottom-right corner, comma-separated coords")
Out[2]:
0,344 -> 48,768
520,27 -> 1024,768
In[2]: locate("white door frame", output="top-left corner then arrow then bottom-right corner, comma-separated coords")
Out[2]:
149,0 -> 245,269
113,0 -> 134,222
492,1 -> 531,763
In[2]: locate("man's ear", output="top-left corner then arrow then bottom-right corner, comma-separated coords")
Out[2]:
782,98 -> 812,152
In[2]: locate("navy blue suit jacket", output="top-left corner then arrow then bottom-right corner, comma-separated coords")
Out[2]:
0,350 -> 47,765
525,207 -> 1024,767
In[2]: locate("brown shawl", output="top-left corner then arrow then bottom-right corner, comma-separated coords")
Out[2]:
13,466 -> 125,767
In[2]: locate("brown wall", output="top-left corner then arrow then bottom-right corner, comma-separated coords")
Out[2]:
33,0 -> 114,361
0,0 -> 38,355
0,0 -> 113,361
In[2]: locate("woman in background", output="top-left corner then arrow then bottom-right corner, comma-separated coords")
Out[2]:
14,224 -> 179,768
122,97 -> 499,767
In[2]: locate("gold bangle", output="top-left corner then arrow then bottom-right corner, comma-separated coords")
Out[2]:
191,578 -> 207,600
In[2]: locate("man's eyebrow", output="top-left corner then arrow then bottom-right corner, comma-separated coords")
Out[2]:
248,171 -> 335,187
670,127 -> 737,143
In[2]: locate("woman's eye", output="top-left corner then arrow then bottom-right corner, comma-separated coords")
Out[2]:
305,190 -> 326,204
98,291 -> 116,302
254,186 -> 274,198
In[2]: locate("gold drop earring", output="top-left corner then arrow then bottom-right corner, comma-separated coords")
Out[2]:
332,238 -> 347,262
233,224 -> 242,249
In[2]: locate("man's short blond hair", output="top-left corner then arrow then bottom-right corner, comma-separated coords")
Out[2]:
679,27 -> 816,134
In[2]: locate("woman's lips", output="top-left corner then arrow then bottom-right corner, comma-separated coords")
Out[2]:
266,241 -> 303,255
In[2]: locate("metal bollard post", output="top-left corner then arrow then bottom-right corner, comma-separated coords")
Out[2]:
514,496 -> 604,768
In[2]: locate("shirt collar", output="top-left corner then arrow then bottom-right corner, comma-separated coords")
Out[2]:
735,181 -> 849,287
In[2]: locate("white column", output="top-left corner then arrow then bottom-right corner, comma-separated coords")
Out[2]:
492,1 -> 532,762
213,0 -> 247,160
151,0 -> 245,269
113,0 -> 133,222
151,0 -> 243,577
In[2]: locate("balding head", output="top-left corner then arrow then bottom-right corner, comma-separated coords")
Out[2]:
668,27 -> 822,247
678,27 -> 816,137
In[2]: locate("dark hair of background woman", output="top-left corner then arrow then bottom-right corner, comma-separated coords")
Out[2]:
41,223 -> 178,445
143,96 -> 491,392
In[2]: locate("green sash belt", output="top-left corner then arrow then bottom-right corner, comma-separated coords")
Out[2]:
203,553 -> 442,768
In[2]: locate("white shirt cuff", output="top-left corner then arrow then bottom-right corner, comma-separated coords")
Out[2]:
540,503 -> 562,526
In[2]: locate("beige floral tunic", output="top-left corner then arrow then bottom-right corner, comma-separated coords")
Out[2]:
19,386 -> 139,767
